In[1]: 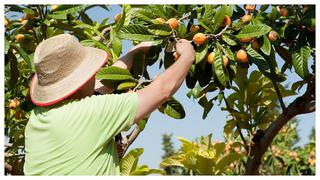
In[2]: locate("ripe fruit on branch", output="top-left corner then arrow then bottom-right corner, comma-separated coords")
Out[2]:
279,7 -> 289,17
239,37 -> 252,43
242,14 -> 252,23
155,17 -> 166,24
28,29 -> 34,34
193,33 -> 206,46
166,18 -> 179,29
190,25 -> 200,32
223,55 -> 229,66
207,52 -> 215,64
236,49 -> 248,63
251,39 -> 260,50
245,5 -> 256,12
223,15 -> 231,26
15,34 -> 25,43
173,52 -> 180,61
268,30 -> 278,41
9,99 -> 20,109
51,5 -> 58,11
114,13 -> 122,22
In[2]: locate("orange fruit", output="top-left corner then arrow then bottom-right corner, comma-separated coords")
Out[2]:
8,99 -> 20,109
242,14 -> 252,23
223,15 -> 231,26
193,33 -> 206,46
24,13 -> 34,20
236,49 -> 248,63
173,52 -> 180,61
28,29 -> 33,34
15,34 -> 25,43
239,37 -> 252,43
245,5 -> 256,12
207,52 -> 215,64
251,39 -> 260,50
114,13 -> 122,22
190,25 -> 200,32
166,18 -> 179,29
223,55 -> 229,66
155,17 -> 166,24
268,30 -> 278,41
279,7 -> 289,17
51,5 -> 58,11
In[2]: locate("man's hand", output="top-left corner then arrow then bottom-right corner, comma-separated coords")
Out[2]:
111,41 -> 154,70
174,39 -> 195,60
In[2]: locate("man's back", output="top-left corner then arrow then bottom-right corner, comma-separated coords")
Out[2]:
24,93 -> 138,175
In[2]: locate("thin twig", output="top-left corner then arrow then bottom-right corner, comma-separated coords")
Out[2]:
271,80 -> 286,113
223,97 -> 249,153
213,25 -> 229,38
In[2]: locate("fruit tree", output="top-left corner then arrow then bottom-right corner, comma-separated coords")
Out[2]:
4,4 -> 315,175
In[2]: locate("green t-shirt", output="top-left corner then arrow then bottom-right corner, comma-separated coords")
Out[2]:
24,93 -> 139,175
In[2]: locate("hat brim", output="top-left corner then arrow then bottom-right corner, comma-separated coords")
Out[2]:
30,47 -> 110,107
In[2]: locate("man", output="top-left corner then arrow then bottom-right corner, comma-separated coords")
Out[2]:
24,34 -> 195,175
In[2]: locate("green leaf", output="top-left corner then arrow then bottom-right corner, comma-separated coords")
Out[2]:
49,5 -> 87,19
177,137 -> 197,152
115,5 -> 131,32
137,117 -> 149,131
212,5 -> 233,33
195,42 -> 208,64
117,82 -> 137,91
11,44 -> 32,73
158,97 -> 185,119
198,96 -> 214,119
110,27 -> 122,57
120,148 -> 144,175
235,25 -> 272,39
160,155 -> 184,168
215,152 -> 242,173
213,49 -> 229,87
246,45 -> 270,71
260,35 -> 271,56
5,39 -> 10,54
80,39 -> 111,54
118,25 -> 158,41
147,24 -> 172,36
96,66 -> 134,81
292,45 -> 310,79
222,34 -> 237,46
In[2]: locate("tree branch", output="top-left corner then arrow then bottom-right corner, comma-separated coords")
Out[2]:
274,45 -> 292,64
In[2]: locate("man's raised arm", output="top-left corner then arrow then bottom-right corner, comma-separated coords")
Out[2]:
134,39 -> 195,123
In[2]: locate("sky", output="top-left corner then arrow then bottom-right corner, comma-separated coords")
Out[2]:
5,4 -> 315,170
86,5 -> 315,169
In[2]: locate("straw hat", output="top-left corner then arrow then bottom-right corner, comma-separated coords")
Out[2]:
30,34 -> 109,106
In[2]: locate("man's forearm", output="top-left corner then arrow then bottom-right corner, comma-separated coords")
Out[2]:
155,53 -> 195,99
